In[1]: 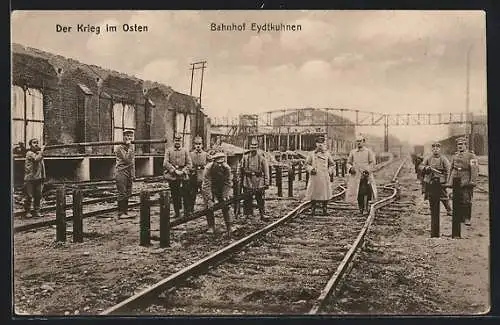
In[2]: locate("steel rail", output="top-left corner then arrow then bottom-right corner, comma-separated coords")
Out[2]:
308,157 -> 407,314
100,189 -> 346,315
100,159 -> 398,315
14,157 -> 397,234
13,188 -> 167,233
13,184 -> 168,218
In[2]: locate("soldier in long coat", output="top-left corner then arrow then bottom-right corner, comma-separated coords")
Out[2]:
446,137 -> 479,226
163,134 -> 193,218
186,136 -> 208,215
24,138 -> 46,218
345,135 -> 378,212
114,130 -> 135,219
240,137 -> 270,221
304,135 -> 335,216
419,142 -> 452,215
201,151 -> 233,237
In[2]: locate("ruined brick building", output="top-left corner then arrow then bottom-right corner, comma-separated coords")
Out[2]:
12,43 -> 210,185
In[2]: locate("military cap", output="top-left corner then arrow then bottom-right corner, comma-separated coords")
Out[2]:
316,135 -> 325,143
249,138 -> 258,148
193,136 -> 203,144
431,142 -> 441,147
212,152 -> 226,160
174,134 -> 182,141
123,129 -> 134,135
355,134 -> 365,142
456,136 -> 467,144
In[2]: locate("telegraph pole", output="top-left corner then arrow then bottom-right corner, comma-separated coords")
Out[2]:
189,61 -> 207,101
188,61 -> 207,141
465,45 -> 472,150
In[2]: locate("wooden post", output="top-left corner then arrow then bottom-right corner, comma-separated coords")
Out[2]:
269,165 -> 273,186
233,170 -> 240,216
305,171 -> 309,188
452,177 -> 462,238
56,186 -> 66,242
429,178 -> 441,238
139,190 -> 151,246
159,190 -> 171,248
341,160 -> 346,177
288,165 -> 294,197
335,161 -> 339,176
298,164 -> 302,181
72,188 -> 84,243
276,165 -> 283,197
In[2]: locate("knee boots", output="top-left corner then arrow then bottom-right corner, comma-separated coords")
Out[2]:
117,199 -> 128,216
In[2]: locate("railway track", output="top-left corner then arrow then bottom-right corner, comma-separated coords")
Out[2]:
100,158 -> 406,315
13,157 -> 384,234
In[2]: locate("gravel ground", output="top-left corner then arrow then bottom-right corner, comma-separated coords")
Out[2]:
13,160 -> 397,316
325,159 -> 490,315
13,175 -> 345,316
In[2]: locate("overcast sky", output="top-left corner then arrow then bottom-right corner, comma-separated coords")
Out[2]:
11,10 -> 486,144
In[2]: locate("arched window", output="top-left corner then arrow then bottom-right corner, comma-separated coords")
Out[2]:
113,102 -> 136,142
176,113 -> 191,150
12,85 -> 44,146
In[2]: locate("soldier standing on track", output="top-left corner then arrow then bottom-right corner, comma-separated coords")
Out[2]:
345,135 -> 378,214
419,142 -> 452,216
201,151 -> 233,237
241,138 -> 270,221
447,136 -> 479,226
187,136 -> 208,215
23,138 -> 46,218
163,134 -> 193,218
304,135 -> 335,216
114,130 -> 135,219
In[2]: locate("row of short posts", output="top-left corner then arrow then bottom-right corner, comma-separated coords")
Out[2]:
266,158 -> 348,198
428,176 -> 462,239
54,185 -> 172,247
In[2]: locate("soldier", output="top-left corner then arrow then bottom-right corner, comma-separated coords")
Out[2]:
163,134 -> 193,218
419,142 -> 452,216
114,130 -> 135,219
23,138 -> 46,218
186,136 -> 208,215
241,138 -> 270,221
304,135 -> 335,216
201,151 -> 233,237
345,135 -> 378,214
447,136 -> 479,226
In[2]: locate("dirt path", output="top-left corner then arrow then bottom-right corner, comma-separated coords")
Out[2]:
328,159 -> 490,314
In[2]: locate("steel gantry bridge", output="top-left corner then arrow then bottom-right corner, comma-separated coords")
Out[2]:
210,108 -> 486,152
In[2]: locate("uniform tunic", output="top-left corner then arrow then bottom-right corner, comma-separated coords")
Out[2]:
186,149 -> 208,213
190,150 -> 208,180
25,150 -> 46,181
201,162 -> 233,203
345,147 -> 378,204
201,162 -> 233,231
114,144 -> 135,201
240,151 -> 270,189
420,154 -> 451,200
448,151 -> 478,205
163,147 -> 192,180
304,150 -> 334,201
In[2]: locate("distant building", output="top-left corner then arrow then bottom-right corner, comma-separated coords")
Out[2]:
272,108 -> 356,153
445,113 -> 487,155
